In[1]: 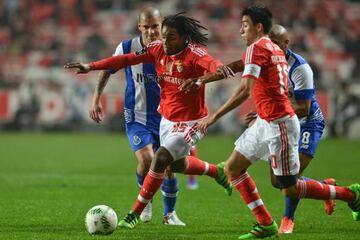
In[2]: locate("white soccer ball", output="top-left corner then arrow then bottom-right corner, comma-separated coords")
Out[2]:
85,205 -> 118,235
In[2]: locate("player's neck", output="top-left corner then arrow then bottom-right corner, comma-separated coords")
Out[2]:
251,34 -> 268,45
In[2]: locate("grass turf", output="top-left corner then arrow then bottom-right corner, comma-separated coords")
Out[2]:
0,133 -> 359,240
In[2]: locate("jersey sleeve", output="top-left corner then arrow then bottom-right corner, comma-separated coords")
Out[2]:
194,54 -> 223,73
242,44 -> 267,80
113,42 -> 124,56
291,63 -> 314,100
90,48 -> 154,72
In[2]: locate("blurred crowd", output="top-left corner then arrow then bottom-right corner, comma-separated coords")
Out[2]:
0,0 -> 359,137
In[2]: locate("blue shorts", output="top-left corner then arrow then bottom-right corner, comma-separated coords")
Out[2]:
298,123 -> 324,158
125,122 -> 160,152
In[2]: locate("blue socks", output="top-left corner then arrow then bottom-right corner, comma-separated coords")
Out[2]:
161,177 -> 178,216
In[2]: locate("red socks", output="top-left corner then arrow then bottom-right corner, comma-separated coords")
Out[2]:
183,156 -> 218,178
231,172 -> 273,226
132,169 -> 164,215
296,179 -> 355,202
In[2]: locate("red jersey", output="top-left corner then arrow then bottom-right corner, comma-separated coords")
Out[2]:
242,37 -> 295,121
90,40 -> 222,121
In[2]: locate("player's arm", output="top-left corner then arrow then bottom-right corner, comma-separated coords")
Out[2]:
179,60 -> 244,92
293,99 -> 311,118
64,51 -> 153,74
89,70 -> 111,123
291,64 -> 314,118
198,76 -> 254,133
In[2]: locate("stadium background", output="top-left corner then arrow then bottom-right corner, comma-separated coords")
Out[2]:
0,0 -> 359,137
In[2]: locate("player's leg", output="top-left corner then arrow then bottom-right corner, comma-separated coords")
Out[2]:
226,150 -> 278,239
119,118 -> 197,229
119,146 -> 174,229
126,122 -> 156,223
277,118 -> 359,222
169,154 -> 232,195
161,167 -> 185,226
134,145 -> 155,223
274,152 -> 310,234
230,117 -> 278,239
162,118 -> 231,195
187,147 -> 199,190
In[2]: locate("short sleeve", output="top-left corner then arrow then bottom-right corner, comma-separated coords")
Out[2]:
242,44 -> 267,79
291,64 -> 314,100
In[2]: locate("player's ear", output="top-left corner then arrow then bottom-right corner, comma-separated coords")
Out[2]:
138,23 -> 142,31
256,23 -> 263,33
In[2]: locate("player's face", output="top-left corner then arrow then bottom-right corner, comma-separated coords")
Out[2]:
138,17 -> 162,46
161,26 -> 187,55
240,15 -> 260,46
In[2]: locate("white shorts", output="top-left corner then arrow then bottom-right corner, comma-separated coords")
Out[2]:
234,115 -> 300,176
159,117 -> 204,161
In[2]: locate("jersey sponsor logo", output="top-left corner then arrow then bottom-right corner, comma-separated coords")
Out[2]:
158,75 -> 184,85
133,135 -> 142,145
135,73 -> 158,83
124,108 -> 133,123
135,47 -> 147,56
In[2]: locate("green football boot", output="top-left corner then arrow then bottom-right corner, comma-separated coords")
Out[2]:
348,183 -> 360,221
238,222 -> 278,240
215,162 -> 233,196
118,211 -> 140,229
352,211 -> 360,221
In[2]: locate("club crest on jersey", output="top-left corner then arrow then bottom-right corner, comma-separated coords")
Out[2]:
135,48 -> 147,56
175,61 -> 183,73
133,135 -> 141,145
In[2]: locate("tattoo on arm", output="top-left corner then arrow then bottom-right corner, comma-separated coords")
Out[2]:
95,71 -> 111,95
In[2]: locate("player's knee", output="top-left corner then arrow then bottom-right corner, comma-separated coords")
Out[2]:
168,159 -> 186,173
164,166 -> 176,179
224,162 -> 242,178
152,148 -> 172,172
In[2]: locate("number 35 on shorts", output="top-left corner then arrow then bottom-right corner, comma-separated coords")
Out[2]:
172,122 -> 188,133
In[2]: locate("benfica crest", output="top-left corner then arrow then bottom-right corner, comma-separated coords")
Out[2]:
175,61 -> 184,73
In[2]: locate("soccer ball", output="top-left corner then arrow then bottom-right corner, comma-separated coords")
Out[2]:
85,205 -> 118,235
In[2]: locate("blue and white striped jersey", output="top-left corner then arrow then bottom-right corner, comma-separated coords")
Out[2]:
113,36 -> 161,130
287,48 -> 325,127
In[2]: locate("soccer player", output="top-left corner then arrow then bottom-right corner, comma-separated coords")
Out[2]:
195,6 -> 360,239
65,12 -> 233,229
266,24 -> 335,234
88,7 -> 186,225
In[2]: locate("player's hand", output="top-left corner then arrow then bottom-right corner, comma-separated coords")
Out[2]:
64,62 -> 91,74
198,115 -> 216,134
217,65 -> 235,78
179,78 -> 201,93
244,111 -> 257,127
89,97 -> 103,123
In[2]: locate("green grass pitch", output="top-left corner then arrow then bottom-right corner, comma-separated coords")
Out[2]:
0,133 -> 359,240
